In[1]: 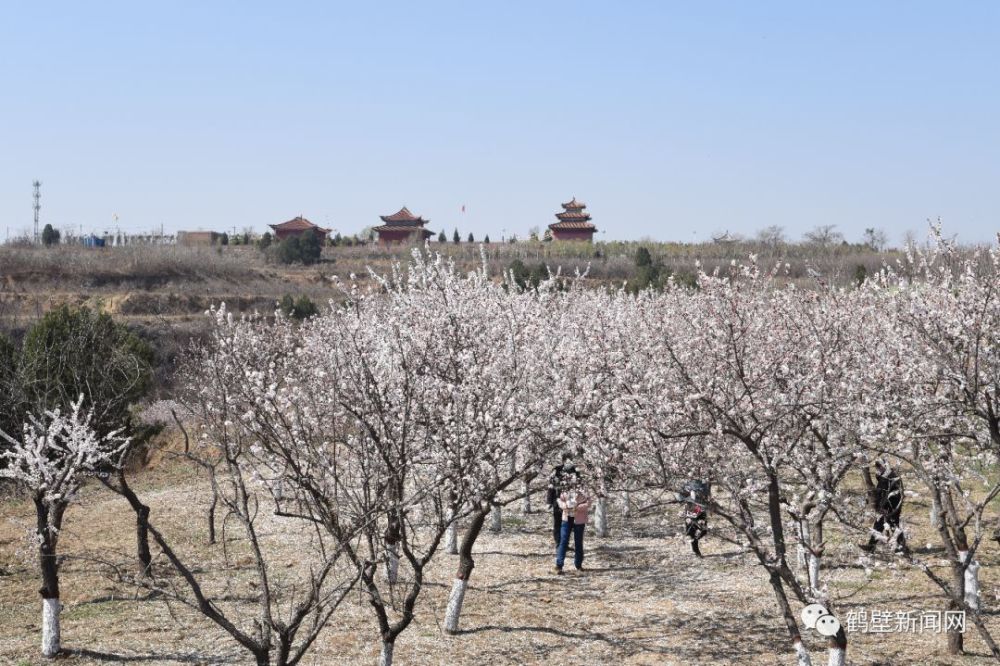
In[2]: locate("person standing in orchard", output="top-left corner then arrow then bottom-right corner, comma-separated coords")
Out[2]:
680,479 -> 710,558
554,471 -> 590,574
862,460 -> 906,553
546,452 -> 575,546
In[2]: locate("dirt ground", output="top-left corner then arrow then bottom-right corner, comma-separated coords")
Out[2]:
2,453 -> 1000,666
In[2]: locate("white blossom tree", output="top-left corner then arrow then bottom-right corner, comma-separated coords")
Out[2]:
855,229 -> 1000,656
0,398 -> 128,658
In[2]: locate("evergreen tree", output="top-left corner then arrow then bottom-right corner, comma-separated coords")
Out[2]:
484,234 -> 490,244
300,232 -> 322,265
276,236 -> 302,264
635,246 -> 652,267
438,230 -> 447,242
467,232 -> 475,243
19,305 -> 153,435
453,229 -> 460,244
41,224 -> 60,246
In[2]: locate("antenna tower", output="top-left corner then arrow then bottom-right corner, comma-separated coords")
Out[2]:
32,180 -> 41,243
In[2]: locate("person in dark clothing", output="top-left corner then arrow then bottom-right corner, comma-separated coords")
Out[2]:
863,461 -> 906,553
680,479 -> 710,557
547,453 -> 575,546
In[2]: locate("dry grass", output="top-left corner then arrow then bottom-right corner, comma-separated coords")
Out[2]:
2,445 -> 1000,666
0,239 -> 966,337
0,245 -> 262,288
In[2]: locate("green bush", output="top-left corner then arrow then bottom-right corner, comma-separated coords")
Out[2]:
279,294 -> 320,320
507,260 -> 549,290
18,305 -> 153,436
272,233 -> 323,265
854,263 -> 868,287
0,333 -> 20,437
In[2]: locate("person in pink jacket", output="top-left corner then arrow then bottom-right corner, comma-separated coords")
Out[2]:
555,472 -> 590,574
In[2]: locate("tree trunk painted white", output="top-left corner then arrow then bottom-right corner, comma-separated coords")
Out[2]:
827,645 -> 845,666
594,497 -> 608,537
521,478 -> 532,514
378,640 -> 394,666
445,521 -> 458,555
444,578 -> 469,634
42,597 -> 60,657
489,505 -> 501,533
797,519 -> 809,570
959,550 -> 981,611
385,545 -> 399,584
799,520 -> 825,603
808,552 -> 821,594
795,639 -> 813,666
930,495 -> 942,528
622,491 -> 631,519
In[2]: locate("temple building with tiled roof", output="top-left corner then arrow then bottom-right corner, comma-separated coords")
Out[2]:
269,216 -> 331,241
548,198 -> 597,241
374,207 -> 434,245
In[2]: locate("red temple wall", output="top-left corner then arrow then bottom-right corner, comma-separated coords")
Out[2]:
551,229 -> 595,242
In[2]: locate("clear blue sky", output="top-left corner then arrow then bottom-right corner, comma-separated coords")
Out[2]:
1,2 -> 998,243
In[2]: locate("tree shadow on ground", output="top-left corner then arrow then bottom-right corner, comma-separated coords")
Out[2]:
453,623 -> 625,648
593,544 -> 644,554
701,549 -> 746,559
453,611 -> 787,664
622,609 -> 787,662
476,550 -> 549,559
76,590 -> 163,605
65,648 -> 241,663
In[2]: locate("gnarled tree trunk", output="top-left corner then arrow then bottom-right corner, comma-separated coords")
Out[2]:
109,470 -> 153,575
444,507 -> 489,633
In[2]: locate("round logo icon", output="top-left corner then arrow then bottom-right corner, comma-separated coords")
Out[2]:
800,603 -> 829,629
815,614 -> 842,637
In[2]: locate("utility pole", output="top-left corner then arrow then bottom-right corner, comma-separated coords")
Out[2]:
33,180 -> 41,244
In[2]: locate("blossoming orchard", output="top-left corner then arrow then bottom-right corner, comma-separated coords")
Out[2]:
2,230 -> 1000,665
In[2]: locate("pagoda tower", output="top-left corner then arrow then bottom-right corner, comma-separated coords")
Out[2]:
373,207 -> 434,245
548,198 -> 597,241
